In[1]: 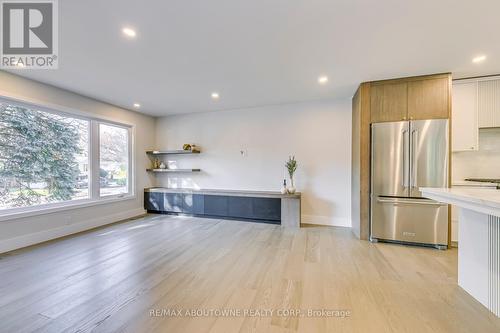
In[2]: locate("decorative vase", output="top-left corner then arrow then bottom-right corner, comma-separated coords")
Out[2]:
280,179 -> 288,194
152,158 -> 161,169
159,162 -> 166,169
288,176 -> 296,194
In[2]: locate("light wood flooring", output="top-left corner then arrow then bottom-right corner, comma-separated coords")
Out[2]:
1,214 -> 499,333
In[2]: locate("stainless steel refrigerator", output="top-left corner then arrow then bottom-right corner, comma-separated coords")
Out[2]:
370,119 -> 449,249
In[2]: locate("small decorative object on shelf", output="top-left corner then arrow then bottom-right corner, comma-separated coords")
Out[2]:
285,155 -> 298,194
159,162 -> 167,169
280,179 -> 288,194
182,143 -> 200,153
152,158 -> 161,169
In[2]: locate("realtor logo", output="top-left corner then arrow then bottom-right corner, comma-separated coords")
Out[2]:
1,0 -> 58,69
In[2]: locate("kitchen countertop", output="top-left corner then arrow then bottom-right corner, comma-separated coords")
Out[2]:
144,187 -> 301,199
421,187 -> 500,217
452,180 -> 499,188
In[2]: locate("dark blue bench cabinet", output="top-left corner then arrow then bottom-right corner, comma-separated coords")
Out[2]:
144,188 -> 301,227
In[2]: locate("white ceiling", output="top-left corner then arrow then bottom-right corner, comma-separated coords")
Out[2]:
7,0 -> 500,116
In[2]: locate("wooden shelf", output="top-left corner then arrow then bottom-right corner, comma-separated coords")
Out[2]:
146,150 -> 200,155
146,168 -> 201,173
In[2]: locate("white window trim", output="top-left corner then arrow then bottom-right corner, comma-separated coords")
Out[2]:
0,95 -> 136,221
96,121 -> 134,199
0,195 -> 136,222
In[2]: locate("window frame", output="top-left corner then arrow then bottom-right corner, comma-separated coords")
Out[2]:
0,95 -> 136,221
96,121 -> 133,199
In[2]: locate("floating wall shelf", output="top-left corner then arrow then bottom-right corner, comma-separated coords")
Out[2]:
146,168 -> 201,173
146,150 -> 200,155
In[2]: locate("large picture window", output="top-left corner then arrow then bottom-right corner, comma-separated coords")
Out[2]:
0,102 -> 89,209
0,98 -> 133,214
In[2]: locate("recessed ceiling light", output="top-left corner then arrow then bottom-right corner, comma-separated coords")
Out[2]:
472,55 -> 487,63
211,92 -> 220,100
133,103 -> 141,108
122,27 -> 136,38
318,76 -> 329,84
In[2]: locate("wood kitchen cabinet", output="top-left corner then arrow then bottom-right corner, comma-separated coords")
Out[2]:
370,82 -> 408,122
352,73 -> 451,242
452,81 -> 478,151
408,77 -> 450,120
370,74 -> 451,123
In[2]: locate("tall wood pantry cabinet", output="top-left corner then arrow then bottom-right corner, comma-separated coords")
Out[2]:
351,73 -> 452,241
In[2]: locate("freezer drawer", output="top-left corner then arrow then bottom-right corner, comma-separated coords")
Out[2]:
371,197 -> 448,246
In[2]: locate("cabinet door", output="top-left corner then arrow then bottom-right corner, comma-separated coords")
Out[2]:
370,82 -> 408,123
252,198 -> 281,221
204,195 -> 228,217
452,82 -> 478,151
163,193 -> 183,213
192,194 -> 205,215
144,192 -> 163,212
408,77 -> 450,120
478,79 -> 500,128
228,196 -> 254,219
182,194 -> 194,214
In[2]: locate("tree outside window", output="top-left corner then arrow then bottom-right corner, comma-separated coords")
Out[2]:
0,102 -> 89,209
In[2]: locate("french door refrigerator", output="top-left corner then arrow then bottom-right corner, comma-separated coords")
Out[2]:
370,119 -> 449,249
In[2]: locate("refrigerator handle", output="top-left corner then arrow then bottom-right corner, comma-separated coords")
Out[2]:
402,129 -> 409,188
411,129 -> 419,188
377,197 -> 447,206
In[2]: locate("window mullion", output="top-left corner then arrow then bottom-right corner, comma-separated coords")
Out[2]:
90,120 -> 100,200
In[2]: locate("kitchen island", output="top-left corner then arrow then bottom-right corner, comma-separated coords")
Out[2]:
421,187 -> 500,317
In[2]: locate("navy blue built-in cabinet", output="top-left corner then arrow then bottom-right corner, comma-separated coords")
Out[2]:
145,191 -> 281,224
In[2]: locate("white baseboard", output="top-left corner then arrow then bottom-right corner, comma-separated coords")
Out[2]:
0,208 -> 146,254
302,214 -> 351,228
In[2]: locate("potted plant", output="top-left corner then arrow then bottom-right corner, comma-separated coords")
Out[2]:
285,156 -> 298,194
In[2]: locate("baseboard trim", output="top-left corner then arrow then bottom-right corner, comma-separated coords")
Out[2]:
0,208 -> 146,254
301,214 -> 351,228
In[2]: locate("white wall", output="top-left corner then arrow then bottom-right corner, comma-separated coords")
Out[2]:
453,128 -> 500,181
451,128 -> 500,242
155,100 -> 352,227
0,71 -> 156,253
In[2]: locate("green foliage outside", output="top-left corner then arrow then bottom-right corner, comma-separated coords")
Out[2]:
0,104 -> 84,207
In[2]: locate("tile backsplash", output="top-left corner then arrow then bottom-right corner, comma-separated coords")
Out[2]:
453,128 -> 500,182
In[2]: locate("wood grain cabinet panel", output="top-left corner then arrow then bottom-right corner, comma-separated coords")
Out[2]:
370,82 -> 408,123
351,83 -> 371,240
408,77 -> 450,120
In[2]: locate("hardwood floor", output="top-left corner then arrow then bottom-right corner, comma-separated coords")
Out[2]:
0,214 -> 499,333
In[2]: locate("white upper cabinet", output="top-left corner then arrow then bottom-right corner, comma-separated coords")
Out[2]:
452,81 -> 478,152
478,79 -> 500,128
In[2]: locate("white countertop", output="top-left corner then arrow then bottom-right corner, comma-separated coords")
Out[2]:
144,187 -> 301,198
421,187 -> 500,217
452,180 -> 498,188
